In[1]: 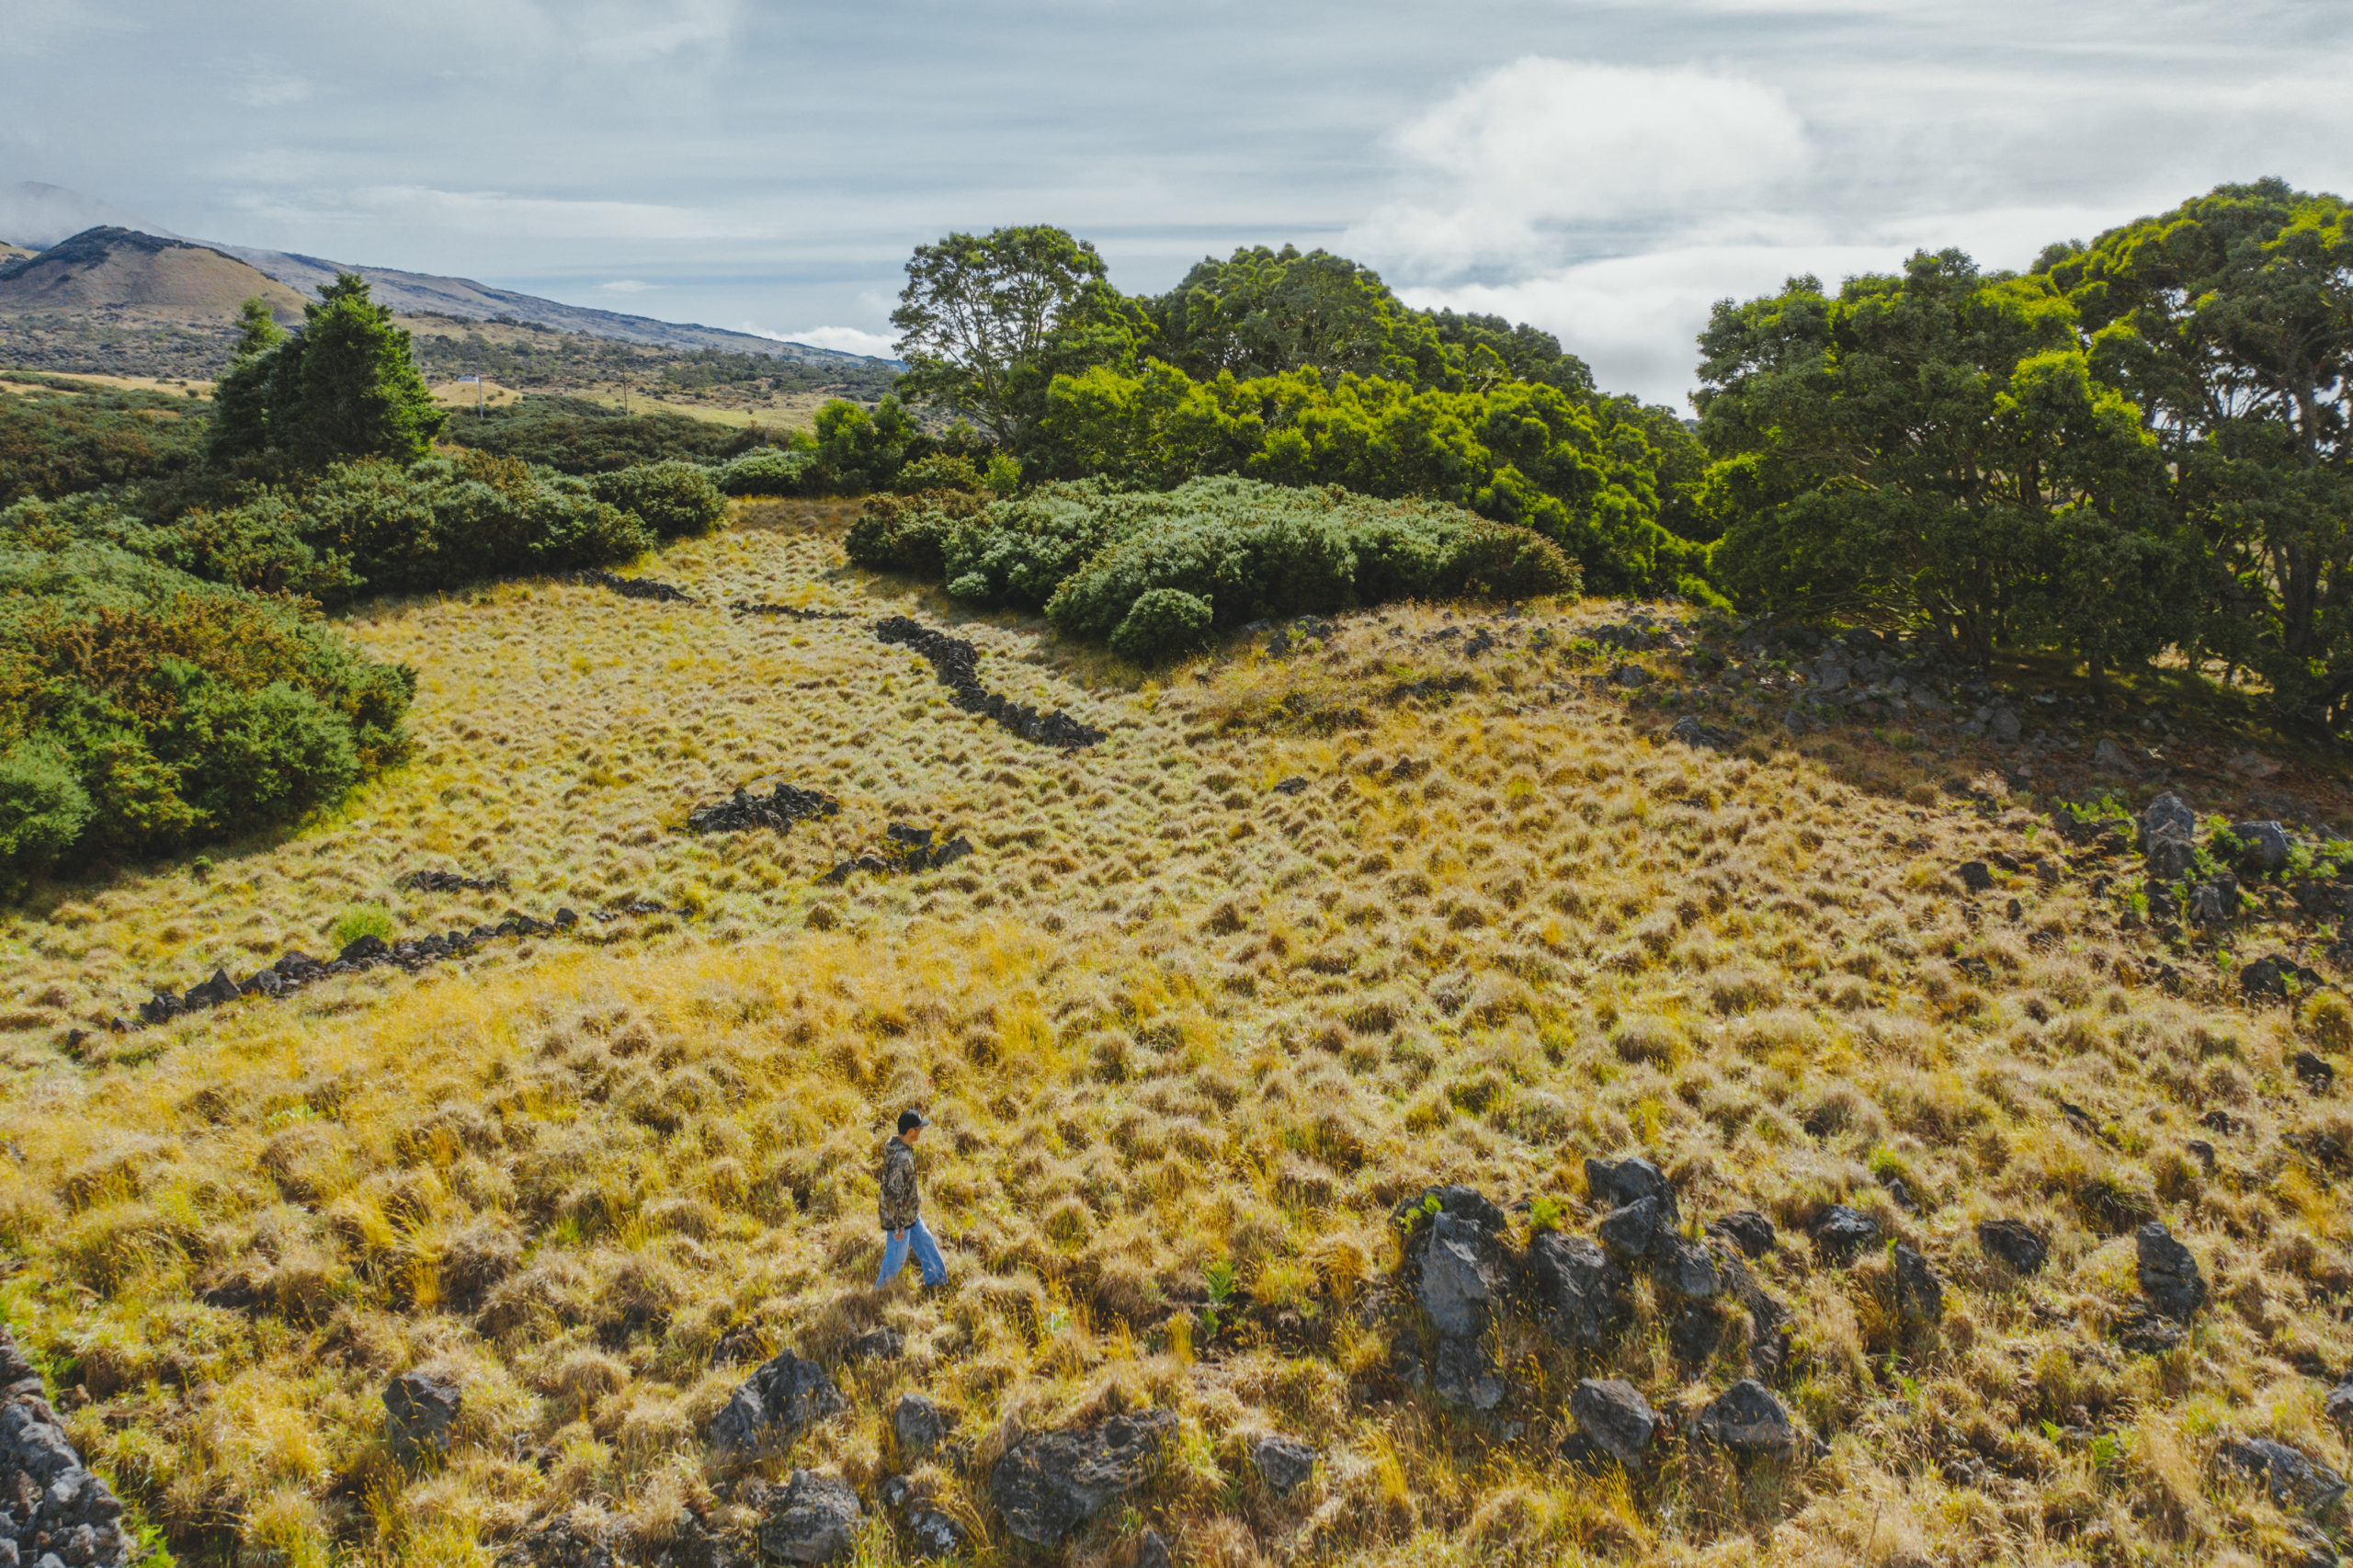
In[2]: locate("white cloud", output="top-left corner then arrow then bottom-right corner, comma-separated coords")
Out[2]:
756,324 -> 896,358
1349,57 -> 1809,275
599,278 -> 655,292
235,74 -> 313,108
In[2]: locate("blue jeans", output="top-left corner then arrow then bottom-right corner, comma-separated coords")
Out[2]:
876,1216 -> 948,1288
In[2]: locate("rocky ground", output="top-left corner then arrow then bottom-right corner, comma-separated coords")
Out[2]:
4,500 -> 2353,1567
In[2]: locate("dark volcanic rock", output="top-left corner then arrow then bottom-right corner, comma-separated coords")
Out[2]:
1527,1231 -> 1631,1350
710,1349 -> 846,1458
731,600 -> 854,620
893,1392 -> 948,1459
2230,821 -> 2292,873
989,1407 -> 1176,1546
876,615 -> 1108,749
1668,714 -> 1736,751
1892,1244 -> 1944,1326
1597,1195 -> 1677,1265
1692,1379 -> 1802,1460
1133,1527 -> 1174,1568
687,781 -> 840,835
2143,792 -> 2198,843
1431,1335 -> 1504,1411
1655,1237 -> 1721,1302
1571,1378 -> 1661,1472
2137,1221 -> 2208,1322
2116,1307 -> 2188,1356
573,568 -> 693,603
758,1470 -> 860,1563
877,1475 -> 963,1560
1810,1205 -> 1881,1265
1250,1433 -> 1316,1494
2219,1437 -> 2348,1518
1666,1301 -> 1726,1364
1415,1210 -> 1502,1340
2325,1382 -> 2353,1438
0,1322 -> 131,1568
383,1370 -> 462,1460
1710,1210 -> 1776,1258
1585,1155 -> 1678,1220
1977,1219 -> 2049,1275
401,869 -> 508,893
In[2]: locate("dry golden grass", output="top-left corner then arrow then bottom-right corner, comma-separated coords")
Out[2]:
3,501 -> 2349,1566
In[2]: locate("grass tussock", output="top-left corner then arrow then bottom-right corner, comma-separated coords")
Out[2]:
1,500 -> 2348,1565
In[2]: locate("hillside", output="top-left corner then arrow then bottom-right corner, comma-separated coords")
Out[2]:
0,227 -> 307,321
5,499 -> 2353,1567
0,242 -> 34,267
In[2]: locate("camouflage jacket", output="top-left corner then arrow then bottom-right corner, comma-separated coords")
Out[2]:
878,1135 -> 920,1233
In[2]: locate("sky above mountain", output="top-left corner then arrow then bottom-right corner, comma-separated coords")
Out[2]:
6,0 -> 2352,405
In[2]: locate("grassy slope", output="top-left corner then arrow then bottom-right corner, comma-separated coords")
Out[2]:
2,502 -> 2347,1567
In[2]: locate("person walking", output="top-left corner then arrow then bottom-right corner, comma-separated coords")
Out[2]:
876,1108 -> 949,1290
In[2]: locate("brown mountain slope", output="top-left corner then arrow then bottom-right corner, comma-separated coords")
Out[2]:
0,242 -> 33,266
0,226 -> 304,321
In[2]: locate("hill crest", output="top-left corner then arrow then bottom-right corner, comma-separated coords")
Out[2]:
0,227 -> 306,322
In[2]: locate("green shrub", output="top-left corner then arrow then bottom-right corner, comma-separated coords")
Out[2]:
892,453 -> 984,495
439,394 -> 766,473
1109,587 -> 1214,663
0,739 -> 94,889
331,903 -> 394,949
983,453 -> 1023,496
0,381 -> 211,506
714,447 -> 816,496
587,460 -> 727,539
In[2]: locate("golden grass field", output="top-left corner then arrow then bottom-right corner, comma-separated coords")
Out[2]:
4,499 -> 2352,1567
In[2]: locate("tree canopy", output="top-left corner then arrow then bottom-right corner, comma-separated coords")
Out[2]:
210,274 -> 446,470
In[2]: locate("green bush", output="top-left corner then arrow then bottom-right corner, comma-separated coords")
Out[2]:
587,460 -> 727,539
0,541 -> 415,887
847,476 -> 1575,660
1109,587 -> 1214,663
0,381 -> 211,506
892,453 -> 985,495
438,394 -> 767,473
714,447 -> 816,496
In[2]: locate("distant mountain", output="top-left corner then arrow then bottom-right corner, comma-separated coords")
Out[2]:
0,242 -> 35,267
212,243 -> 889,365
0,182 -> 168,248
0,228 -> 307,321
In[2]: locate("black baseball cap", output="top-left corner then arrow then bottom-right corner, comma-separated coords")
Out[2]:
897,1108 -> 930,1133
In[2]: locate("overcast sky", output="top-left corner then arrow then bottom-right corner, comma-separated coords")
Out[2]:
6,0 -> 2352,404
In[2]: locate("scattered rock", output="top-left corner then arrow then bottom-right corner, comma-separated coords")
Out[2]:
1666,1301 -> 1726,1364
2245,956 -> 2327,1004
2226,750 -> 2284,780
1570,1378 -> 1661,1472
2231,820 -> 2292,872
731,600 -> 853,620
710,1349 -> 847,1458
846,1328 -> 904,1362
2188,877 -> 2239,924
1710,1210 -> 1776,1258
893,1393 -> 949,1459
1667,714 -> 1736,751
1957,861 -> 1995,893
821,825 -> 975,883
2147,835 -> 2199,881
757,1470 -> 861,1563
1271,776 -> 1310,795
2136,1221 -> 2208,1323
515,1513 -> 617,1568
400,869 -> 508,892
876,615 -> 1107,749
2295,1050 -> 2336,1092
1526,1231 -> 1631,1350
2116,1307 -> 2187,1356
2325,1381 -> 2353,1438
1892,1244 -> 1944,1326
1608,663 -> 1650,687
1431,1335 -> 1504,1411
687,781 -> 840,835
2218,1437 -> 2348,1518
0,1322 -> 131,1568
1810,1205 -> 1881,1265
383,1370 -> 462,1460
1655,1237 -> 1721,1302
1585,1155 -> 1678,1220
989,1407 -> 1176,1546
2143,792 -> 2200,843
572,567 -> 693,603
1989,708 -> 2021,743
1691,1379 -> 1802,1461
1250,1433 -> 1315,1494
1597,1195 -> 1677,1265
1976,1219 -> 2049,1276
1132,1527 -> 1174,1568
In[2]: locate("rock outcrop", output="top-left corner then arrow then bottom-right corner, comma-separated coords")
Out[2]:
686,782 -> 840,835
876,616 -> 1108,749
1,1322 -> 131,1568
2136,1222 -> 2208,1322
757,1471 -> 860,1563
989,1407 -> 1176,1546
1570,1378 -> 1661,1473
710,1349 -> 846,1458
383,1370 -> 462,1460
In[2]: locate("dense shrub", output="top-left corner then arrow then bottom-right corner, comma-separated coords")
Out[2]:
1108,587 -> 1214,662
713,446 -> 816,496
587,460 -> 727,539
847,476 -> 1575,659
439,394 -> 768,473
0,542 -> 414,886
0,381 -> 211,506
892,453 -> 984,494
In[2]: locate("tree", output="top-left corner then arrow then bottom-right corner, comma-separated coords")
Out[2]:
1147,245 -> 1445,387
2043,180 -> 2353,726
210,274 -> 446,468
890,228 -> 1136,447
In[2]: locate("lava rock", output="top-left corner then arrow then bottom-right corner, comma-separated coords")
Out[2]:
2219,1437 -> 2348,1518
989,1407 -> 1176,1546
688,781 -> 841,835
1133,1527 -> 1174,1568
2147,835 -> 2199,881
1571,1378 -> 1661,1472
877,1476 -> 964,1559
2137,1221 -> 2208,1322
573,567 -> 693,603
2230,821 -> 2292,873
1892,1244 -> 1944,1326
1656,1237 -> 1721,1302
758,1470 -> 861,1563
1668,714 -> 1735,751
0,1321 -> 132,1568
876,616 -> 1107,749
2116,1308 -> 2188,1356
846,1328 -> 904,1362
1957,861 -> 1995,893
1271,776 -> 1310,796
1666,1301 -> 1726,1364
383,1370 -> 462,1460
710,1349 -> 847,1457
1431,1335 -> 1504,1411
1526,1231 -> 1631,1350
893,1393 -> 949,1458
2188,875 -> 2240,925
1585,1155 -> 1679,1221
1976,1219 -> 2049,1276
2295,1050 -> 2336,1091
1710,1210 -> 1776,1257
338,934 -> 390,964
1597,1195 -> 1677,1265
2144,792 -> 2199,843
1250,1433 -> 1316,1494
1392,1184 -> 1508,1235
1810,1205 -> 1881,1265
1692,1379 -> 1802,1460
2325,1382 -> 2353,1438
1415,1210 -> 1502,1340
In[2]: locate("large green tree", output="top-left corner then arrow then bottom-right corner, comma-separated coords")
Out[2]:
2043,179 -> 2353,725
210,274 -> 446,468
1695,250 -> 2183,667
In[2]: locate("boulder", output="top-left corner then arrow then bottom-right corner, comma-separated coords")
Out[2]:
1810,1205 -> 1881,1265
2325,1382 -> 2353,1438
1891,1244 -> 1944,1326
1415,1210 -> 1501,1340
1989,708 -> 2021,743
1250,1434 -> 1316,1494
1526,1232 -> 1631,1351
2188,875 -> 2240,925
893,1393 -> 949,1459
710,1349 -> 846,1457
1710,1210 -> 1776,1258
1597,1195 -> 1677,1265
1585,1155 -> 1678,1221
990,1407 -> 1176,1545
2219,1437 -> 2348,1518
845,1329 -> 904,1361
0,1324 -> 131,1568
877,1475 -> 964,1560
2231,821 -> 2292,873
758,1470 -> 861,1564
1570,1379 -> 1661,1472
2147,835 -> 2199,881
2144,793 -> 2199,843
1692,1379 -> 1802,1460
2116,1307 -> 2188,1356
1133,1528 -> 1174,1568
2136,1222 -> 2208,1322
1957,861 -> 1995,893
1656,1237 -> 1721,1301
383,1370 -> 462,1460
1976,1219 -> 2049,1276
1431,1335 -> 1504,1411
1391,1184 -> 1506,1235
1666,1301 -> 1726,1364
